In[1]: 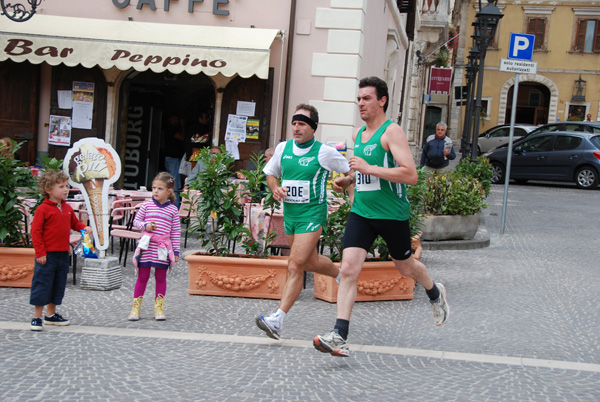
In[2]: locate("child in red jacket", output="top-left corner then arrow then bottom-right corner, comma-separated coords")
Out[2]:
29,170 -> 91,331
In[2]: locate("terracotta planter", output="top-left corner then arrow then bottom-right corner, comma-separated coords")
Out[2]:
314,260 -> 416,303
420,214 -> 478,241
186,253 -> 288,299
0,247 -> 35,288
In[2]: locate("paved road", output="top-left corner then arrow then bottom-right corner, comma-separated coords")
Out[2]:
1,182 -> 599,401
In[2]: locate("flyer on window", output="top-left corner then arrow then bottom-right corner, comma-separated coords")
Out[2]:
48,115 -> 72,146
72,81 -> 94,129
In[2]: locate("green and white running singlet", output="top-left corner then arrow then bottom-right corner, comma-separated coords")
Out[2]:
351,120 -> 410,221
279,140 -> 329,225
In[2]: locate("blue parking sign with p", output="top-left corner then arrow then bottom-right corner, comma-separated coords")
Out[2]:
508,33 -> 535,61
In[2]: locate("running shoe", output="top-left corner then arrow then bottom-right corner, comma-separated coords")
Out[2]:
313,329 -> 349,357
30,317 -> 43,331
255,315 -> 282,340
430,282 -> 449,326
44,313 -> 70,326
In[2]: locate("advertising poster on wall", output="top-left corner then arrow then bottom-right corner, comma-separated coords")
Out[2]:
48,115 -> 72,146
64,138 -> 122,252
246,119 -> 260,140
72,81 -> 94,129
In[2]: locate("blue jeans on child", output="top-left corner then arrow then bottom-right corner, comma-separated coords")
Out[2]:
30,251 -> 70,306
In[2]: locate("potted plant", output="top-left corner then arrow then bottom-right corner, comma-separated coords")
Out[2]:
419,156 -> 492,241
184,147 -> 288,299
314,168 -> 428,303
0,140 -> 38,287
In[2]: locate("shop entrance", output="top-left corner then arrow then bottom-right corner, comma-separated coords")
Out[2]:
118,71 -> 216,190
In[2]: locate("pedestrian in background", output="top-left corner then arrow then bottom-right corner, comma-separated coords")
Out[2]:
420,121 -> 455,173
129,172 -> 181,321
29,170 -> 92,331
163,113 -> 185,206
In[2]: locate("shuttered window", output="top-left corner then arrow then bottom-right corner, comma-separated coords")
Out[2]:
527,18 -> 546,49
574,19 -> 600,52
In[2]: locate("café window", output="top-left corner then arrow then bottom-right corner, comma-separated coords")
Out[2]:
574,19 -> 600,52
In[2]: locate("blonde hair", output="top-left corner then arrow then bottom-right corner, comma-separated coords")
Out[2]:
153,172 -> 176,203
38,170 -> 69,198
0,137 -> 15,158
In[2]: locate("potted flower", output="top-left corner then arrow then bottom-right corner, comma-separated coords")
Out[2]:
419,156 -> 492,241
313,168 -> 428,303
184,147 -> 288,299
0,140 -> 38,287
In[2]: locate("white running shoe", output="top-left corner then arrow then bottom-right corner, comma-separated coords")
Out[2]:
313,330 -> 349,357
430,282 -> 449,326
255,314 -> 282,340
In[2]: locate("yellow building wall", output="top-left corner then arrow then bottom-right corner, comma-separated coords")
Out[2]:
462,1 -> 600,128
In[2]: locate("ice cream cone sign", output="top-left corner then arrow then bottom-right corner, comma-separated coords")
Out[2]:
64,138 -> 121,251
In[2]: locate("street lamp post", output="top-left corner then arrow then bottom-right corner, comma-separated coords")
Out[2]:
460,47 -> 481,159
469,0 -> 503,162
1,0 -> 43,22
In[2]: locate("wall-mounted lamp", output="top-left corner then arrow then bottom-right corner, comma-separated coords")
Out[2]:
416,50 -> 423,67
571,75 -> 586,102
0,0 -> 43,22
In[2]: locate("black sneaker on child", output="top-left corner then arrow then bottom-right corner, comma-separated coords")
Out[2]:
44,313 -> 70,326
30,317 -> 43,331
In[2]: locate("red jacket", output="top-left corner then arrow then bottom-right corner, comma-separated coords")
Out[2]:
31,198 -> 86,258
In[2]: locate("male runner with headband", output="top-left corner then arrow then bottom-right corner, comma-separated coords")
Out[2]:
256,104 -> 351,340
313,77 -> 449,357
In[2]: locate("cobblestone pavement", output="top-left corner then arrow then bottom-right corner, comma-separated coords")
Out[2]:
1,182 -> 599,401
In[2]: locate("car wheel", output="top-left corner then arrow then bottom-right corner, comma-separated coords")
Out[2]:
477,146 -> 482,156
491,162 -> 505,184
575,166 -> 599,189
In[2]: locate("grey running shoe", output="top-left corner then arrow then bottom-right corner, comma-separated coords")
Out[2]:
255,315 -> 282,340
313,330 -> 349,357
430,282 -> 449,326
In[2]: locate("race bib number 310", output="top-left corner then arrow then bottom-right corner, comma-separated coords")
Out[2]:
282,180 -> 310,203
356,172 -> 381,192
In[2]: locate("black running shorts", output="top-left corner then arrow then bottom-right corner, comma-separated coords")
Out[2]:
343,212 -> 412,261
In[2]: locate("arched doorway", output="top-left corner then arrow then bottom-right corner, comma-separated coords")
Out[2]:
498,75 -> 558,125
506,83 -> 551,125
117,71 -> 215,189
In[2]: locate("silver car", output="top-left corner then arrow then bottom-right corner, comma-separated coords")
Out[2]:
477,124 -> 537,155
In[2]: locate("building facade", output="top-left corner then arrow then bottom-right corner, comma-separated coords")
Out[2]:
0,0 -> 418,189
453,0 -> 600,144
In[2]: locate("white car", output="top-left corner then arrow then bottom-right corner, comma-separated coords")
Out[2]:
477,124 -> 537,155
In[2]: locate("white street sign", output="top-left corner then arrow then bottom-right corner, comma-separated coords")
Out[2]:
499,58 -> 537,74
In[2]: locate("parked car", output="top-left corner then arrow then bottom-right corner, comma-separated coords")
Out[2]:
524,121 -> 600,138
477,124 -> 537,154
484,131 -> 600,189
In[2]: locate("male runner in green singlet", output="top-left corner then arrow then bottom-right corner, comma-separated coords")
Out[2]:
256,104 -> 351,340
313,77 -> 449,357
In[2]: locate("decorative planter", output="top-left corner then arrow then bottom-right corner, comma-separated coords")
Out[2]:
0,247 -> 35,288
420,214 -> 478,241
186,253 -> 288,299
314,261 -> 416,303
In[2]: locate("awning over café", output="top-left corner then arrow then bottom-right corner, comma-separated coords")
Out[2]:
0,15 -> 280,79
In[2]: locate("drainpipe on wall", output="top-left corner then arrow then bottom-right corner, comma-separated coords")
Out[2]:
279,0 -> 296,143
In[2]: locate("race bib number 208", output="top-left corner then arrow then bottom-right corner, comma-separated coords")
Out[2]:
282,180 -> 310,203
